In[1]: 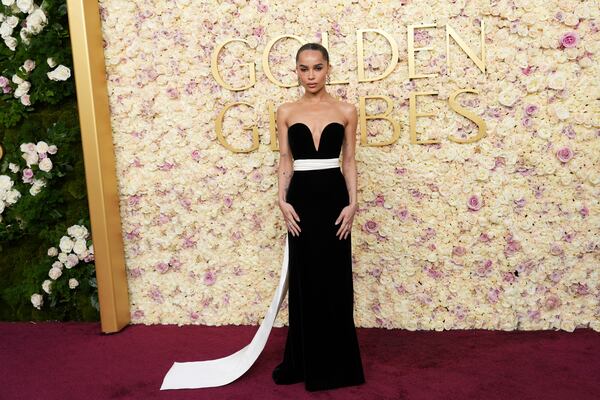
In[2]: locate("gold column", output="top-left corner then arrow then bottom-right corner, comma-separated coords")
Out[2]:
66,0 -> 130,333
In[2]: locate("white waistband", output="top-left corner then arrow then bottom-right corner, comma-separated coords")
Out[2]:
293,158 -> 340,171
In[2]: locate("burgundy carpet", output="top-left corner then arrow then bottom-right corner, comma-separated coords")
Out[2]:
0,322 -> 599,399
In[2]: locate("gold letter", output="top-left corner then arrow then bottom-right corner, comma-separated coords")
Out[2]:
356,29 -> 399,83
446,20 -> 486,75
409,91 -> 440,144
263,34 -> 306,87
267,101 -> 279,151
447,89 -> 487,143
358,95 -> 401,146
407,23 -> 437,80
211,39 -> 256,91
216,103 -> 259,152
321,31 -> 350,85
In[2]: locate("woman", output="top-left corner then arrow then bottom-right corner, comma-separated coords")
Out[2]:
160,43 -> 365,392
271,42 -> 365,391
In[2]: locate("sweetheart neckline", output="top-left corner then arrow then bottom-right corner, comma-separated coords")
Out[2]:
288,121 -> 345,152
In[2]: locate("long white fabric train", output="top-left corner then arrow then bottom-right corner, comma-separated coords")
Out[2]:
159,157 -> 340,390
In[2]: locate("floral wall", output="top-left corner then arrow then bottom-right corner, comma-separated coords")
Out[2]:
98,0 -> 599,331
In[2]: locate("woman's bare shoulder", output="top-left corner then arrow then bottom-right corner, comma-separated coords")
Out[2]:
333,99 -> 357,122
277,102 -> 297,125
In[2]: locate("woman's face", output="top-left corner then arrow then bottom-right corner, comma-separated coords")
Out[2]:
296,50 -> 329,92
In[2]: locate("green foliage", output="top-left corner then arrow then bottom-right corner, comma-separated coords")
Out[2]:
0,0 -> 98,321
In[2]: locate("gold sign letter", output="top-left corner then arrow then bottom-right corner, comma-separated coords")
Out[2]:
359,95 -> 401,146
211,39 -> 256,91
445,20 -> 486,75
447,89 -> 487,143
262,34 -> 306,87
407,23 -> 437,80
356,29 -> 399,83
409,91 -> 440,144
216,102 -> 259,152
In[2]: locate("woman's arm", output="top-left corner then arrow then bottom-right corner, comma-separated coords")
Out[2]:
341,103 -> 358,208
277,103 -> 293,205
276,103 -> 302,236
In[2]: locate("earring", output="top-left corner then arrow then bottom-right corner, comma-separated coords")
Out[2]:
326,74 -> 331,84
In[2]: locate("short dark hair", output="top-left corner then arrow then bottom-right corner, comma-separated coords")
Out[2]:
296,42 -> 330,64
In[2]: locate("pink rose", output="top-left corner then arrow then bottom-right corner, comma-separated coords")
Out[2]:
560,31 -> 579,48
544,294 -> 561,310
364,220 -> 378,233
203,270 -> 216,285
22,168 -> 34,183
452,246 -> 466,256
155,262 -> 169,274
467,194 -> 482,211
555,146 -> 573,163
524,104 -> 538,115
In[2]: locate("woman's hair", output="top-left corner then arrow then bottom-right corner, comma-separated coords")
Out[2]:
295,42 -> 330,65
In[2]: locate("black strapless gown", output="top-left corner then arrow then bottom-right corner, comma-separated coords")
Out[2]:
272,121 -> 366,391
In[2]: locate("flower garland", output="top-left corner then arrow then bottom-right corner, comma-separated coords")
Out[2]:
0,174 -> 20,220
30,224 -> 96,310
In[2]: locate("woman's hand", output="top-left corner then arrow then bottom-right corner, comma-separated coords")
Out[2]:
335,203 -> 358,240
279,201 -> 301,236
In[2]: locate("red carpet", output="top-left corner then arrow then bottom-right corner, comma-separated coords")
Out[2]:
0,322 -> 598,399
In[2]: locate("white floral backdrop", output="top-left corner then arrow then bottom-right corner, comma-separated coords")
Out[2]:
98,0 -> 599,331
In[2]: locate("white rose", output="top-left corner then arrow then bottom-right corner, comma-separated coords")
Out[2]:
47,145 -> 58,154
47,65 -> 71,81
24,8 -> 47,35
51,260 -> 63,269
22,59 -> 35,73
14,81 -> 31,97
11,73 -> 24,85
72,238 -> 87,255
59,236 -> 74,253
23,151 -> 38,166
42,279 -> 53,294
8,163 -> 20,173
58,252 -> 68,263
0,22 -> 13,38
19,142 -> 34,153
35,141 -> 48,154
65,253 -> 79,269
498,85 -> 519,107
551,103 -> 570,120
16,0 -> 34,14
19,30 -> 30,47
30,293 -> 43,309
47,57 -> 57,68
0,175 -> 12,190
6,189 -> 21,204
68,278 -> 79,289
547,71 -> 566,90
47,247 -> 58,256
2,1 -> 16,7
48,266 -> 62,280
67,225 -> 89,240
29,179 -> 45,196
38,157 -> 52,172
